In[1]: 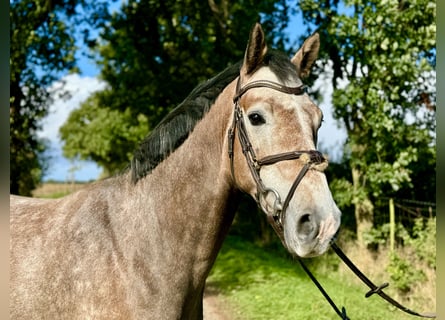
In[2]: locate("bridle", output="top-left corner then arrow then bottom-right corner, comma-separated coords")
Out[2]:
226,75 -> 436,319
227,77 -> 328,243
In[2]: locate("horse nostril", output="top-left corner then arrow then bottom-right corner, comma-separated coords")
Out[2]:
297,213 -> 318,240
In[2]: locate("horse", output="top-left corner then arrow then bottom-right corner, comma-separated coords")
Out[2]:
10,23 -> 341,319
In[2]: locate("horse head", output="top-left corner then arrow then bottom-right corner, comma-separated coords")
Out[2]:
229,23 -> 341,257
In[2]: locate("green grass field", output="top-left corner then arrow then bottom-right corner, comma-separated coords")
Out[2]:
207,236 -> 426,320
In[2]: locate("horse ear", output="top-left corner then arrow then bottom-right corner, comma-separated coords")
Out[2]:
241,23 -> 268,75
291,33 -> 320,78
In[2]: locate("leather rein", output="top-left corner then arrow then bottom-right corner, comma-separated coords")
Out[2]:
226,76 -> 436,319
227,77 -> 327,242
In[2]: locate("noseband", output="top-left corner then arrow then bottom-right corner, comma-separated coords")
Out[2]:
227,77 -> 327,241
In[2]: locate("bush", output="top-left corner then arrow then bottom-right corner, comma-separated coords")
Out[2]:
363,222 -> 409,248
387,252 -> 426,293
385,217 -> 435,293
405,217 -> 436,269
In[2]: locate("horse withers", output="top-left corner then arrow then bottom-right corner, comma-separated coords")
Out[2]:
10,23 -> 341,319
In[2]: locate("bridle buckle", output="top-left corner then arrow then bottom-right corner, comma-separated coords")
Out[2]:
258,188 -> 283,221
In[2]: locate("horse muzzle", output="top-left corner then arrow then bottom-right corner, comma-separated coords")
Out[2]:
284,206 -> 341,257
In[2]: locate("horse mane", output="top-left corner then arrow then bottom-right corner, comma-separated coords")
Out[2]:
129,61 -> 241,182
130,50 -> 298,183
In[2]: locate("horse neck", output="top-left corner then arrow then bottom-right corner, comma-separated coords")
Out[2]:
137,79 -> 237,210
141,82 -> 238,233
114,80 -> 239,293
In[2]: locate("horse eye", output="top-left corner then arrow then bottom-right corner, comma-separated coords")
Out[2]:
248,112 -> 266,126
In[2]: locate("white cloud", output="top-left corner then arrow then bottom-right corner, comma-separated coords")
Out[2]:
39,74 -> 106,143
38,74 -> 106,182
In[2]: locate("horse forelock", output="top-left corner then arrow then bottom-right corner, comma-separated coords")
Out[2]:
129,50 -> 299,183
262,49 -> 300,83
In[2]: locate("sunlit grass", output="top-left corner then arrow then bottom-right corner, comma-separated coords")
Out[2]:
207,236 -> 419,320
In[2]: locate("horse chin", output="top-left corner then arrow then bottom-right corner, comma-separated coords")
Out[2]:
286,237 -> 331,258
283,213 -> 340,258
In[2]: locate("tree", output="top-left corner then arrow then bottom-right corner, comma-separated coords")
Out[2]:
10,0 -> 111,195
299,0 -> 436,246
60,95 -> 149,175
60,0 -> 292,175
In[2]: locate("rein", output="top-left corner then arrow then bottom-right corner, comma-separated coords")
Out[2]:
227,76 -> 436,319
228,77 -> 327,240
296,240 -> 436,319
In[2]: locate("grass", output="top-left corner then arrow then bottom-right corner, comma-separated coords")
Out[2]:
207,236 -> 427,320
32,182 -> 89,198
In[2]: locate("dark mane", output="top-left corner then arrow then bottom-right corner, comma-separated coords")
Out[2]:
130,61 -> 242,182
130,50 -> 299,183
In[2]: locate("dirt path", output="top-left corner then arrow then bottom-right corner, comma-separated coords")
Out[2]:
203,286 -> 234,320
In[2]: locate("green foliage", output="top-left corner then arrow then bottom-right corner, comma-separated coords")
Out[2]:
329,177 -> 353,209
60,95 -> 149,174
9,0 -> 112,195
364,217 -> 435,293
300,0 -> 436,240
60,0 -> 292,175
405,217 -> 436,269
10,0 -> 74,194
387,253 -> 426,293
363,222 -> 410,247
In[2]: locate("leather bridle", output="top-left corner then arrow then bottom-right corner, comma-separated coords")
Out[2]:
227,77 -> 327,243
226,76 -> 436,319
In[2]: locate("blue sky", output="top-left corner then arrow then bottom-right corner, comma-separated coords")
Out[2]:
38,6 -> 346,182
